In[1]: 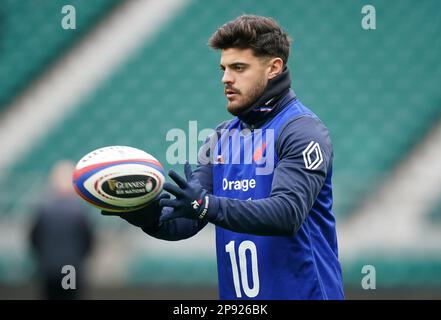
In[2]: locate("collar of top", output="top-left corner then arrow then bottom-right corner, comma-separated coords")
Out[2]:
237,66 -> 296,128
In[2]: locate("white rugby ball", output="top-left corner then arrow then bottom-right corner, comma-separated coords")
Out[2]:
72,146 -> 164,212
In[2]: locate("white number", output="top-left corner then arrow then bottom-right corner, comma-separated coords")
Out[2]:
225,240 -> 260,298
225,241 -> 241,297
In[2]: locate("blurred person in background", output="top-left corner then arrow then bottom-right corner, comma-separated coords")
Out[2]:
29,160 -> 94,300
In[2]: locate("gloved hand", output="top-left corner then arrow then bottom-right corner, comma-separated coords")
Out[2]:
159,163 -> 210,222
101,193 -> 170,229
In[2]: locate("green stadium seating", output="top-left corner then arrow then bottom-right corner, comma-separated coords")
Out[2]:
428,197 -> 441,223
127,255 -> 217,287
0,250 -> 33,284
0,0 -> 120,110
5,0 -> 441,219
343,255 -> 441,290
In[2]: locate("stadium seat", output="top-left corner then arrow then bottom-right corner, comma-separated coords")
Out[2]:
0,0 -> 120,110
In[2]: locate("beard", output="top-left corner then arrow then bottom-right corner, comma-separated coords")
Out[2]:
226,77 -> 268,116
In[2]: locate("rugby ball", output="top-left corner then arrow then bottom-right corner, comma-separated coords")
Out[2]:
72,146 -> 164,212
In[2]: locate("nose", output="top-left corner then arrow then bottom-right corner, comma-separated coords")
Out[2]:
222,69 -> 234,84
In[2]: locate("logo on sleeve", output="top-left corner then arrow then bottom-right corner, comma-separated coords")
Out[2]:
302,141 -> 323,170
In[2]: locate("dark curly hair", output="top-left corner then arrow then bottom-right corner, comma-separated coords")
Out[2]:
208,15 -> 292,65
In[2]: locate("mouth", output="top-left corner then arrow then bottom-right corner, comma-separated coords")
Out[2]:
225,89 -> 239,99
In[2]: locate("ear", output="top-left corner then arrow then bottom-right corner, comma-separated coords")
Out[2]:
267,58 -> 284,80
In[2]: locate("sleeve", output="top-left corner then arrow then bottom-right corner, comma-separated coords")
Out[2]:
142,120 -> 231,241
205,115 -> 333,236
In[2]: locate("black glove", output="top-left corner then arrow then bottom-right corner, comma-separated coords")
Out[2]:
159,163 -> 210,222
101,193 -> 170,229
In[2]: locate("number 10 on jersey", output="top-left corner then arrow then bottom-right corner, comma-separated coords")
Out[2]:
225,240 -> 260,298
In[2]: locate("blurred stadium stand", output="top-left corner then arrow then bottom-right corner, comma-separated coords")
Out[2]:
0,0 -> 441,299
428,197 -> 441,223
0,0 -> 120,110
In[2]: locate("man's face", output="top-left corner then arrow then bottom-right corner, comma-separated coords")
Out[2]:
220,48 -> 272,116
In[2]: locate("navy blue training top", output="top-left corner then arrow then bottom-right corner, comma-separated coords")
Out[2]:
145,87 -> 344,300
